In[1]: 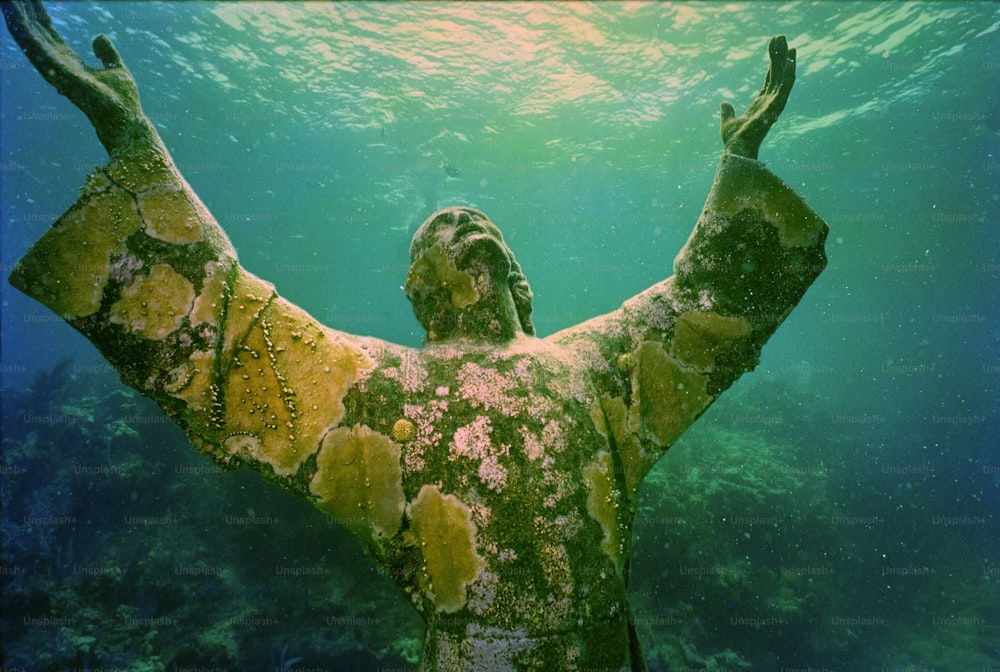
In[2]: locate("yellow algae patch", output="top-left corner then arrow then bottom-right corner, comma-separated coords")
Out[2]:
137,186 -> 204,244
583,451 -> 622,572
265,299 -> 374,446
632,341 -> 712,448
190,260 -> 233,327
590,403 -> 609,437
711,154 -> 826,247
537,540 -> 573,595
104,143 -> 178,193
9,185 -> 140,320
110,263 -> 195,340
219,270 -> 273,356
310,424 -> 404,544
407,485 -> 484,613
219,291 -> 374,477
170,349 -> 216,421
222,434 -> 261,463
408,242 -> 478,308
670,310 -> 752,372
595,396 -> 646,501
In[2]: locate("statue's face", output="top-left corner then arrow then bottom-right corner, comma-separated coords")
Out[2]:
405,207 -> 519,342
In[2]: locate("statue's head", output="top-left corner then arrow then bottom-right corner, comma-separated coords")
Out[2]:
405,207 -> 534,344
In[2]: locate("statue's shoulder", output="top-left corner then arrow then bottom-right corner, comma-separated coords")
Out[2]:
415,336 -> 583,375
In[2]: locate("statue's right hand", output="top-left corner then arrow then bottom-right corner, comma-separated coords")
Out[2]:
2,0 -> 146,155
719,35 -> 796,161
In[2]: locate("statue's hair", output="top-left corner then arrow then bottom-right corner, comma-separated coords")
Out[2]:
507,254 -> 535,336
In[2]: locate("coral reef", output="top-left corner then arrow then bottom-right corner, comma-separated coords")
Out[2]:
109,263 -> 195,340
406,484 -> 485,613
310,424 -> 405,546
628,374 -> 1000,670
10,184 -> 140,319
391,417 -> 416,442
582,451 -> 624,573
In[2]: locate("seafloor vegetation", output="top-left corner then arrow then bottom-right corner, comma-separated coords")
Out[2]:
2,361 -> 996,670
2,360 -> 422,670
631,377 -> 999,670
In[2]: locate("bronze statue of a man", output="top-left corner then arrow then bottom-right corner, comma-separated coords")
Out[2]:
3,2 -> 827,670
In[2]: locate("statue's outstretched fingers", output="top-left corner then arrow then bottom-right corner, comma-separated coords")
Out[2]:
773,44 -> 795,115
765,38 -> 778,87
3,1 -> 64,72
720,101 -> 736,125
4,0 -> 93,98
762,36 -> 782,92
93,34 -> 124,69
4,0 -> 146,154
765,36 -> 792,94
720,35 -> 798,159
769,35 -> 788,61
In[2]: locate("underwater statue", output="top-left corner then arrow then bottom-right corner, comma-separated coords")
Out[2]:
4,2 -> 827,670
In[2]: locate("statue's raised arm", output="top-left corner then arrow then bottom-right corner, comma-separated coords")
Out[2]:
3,1 -> 414,545
550,34 -> 826,478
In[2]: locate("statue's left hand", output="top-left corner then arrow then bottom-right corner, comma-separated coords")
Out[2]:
720,35 -> 796,160
2,0 -> 147,155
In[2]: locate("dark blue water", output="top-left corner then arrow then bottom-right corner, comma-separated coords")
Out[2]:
2,3 -> 998,670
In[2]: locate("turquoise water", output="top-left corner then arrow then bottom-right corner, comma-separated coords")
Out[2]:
1,2 -> 998,670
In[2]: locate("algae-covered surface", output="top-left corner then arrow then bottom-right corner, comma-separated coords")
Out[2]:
2,2 -> 998,670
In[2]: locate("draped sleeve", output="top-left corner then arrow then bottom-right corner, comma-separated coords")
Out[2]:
9,136 -> 386,485
550,153 -> 828,484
